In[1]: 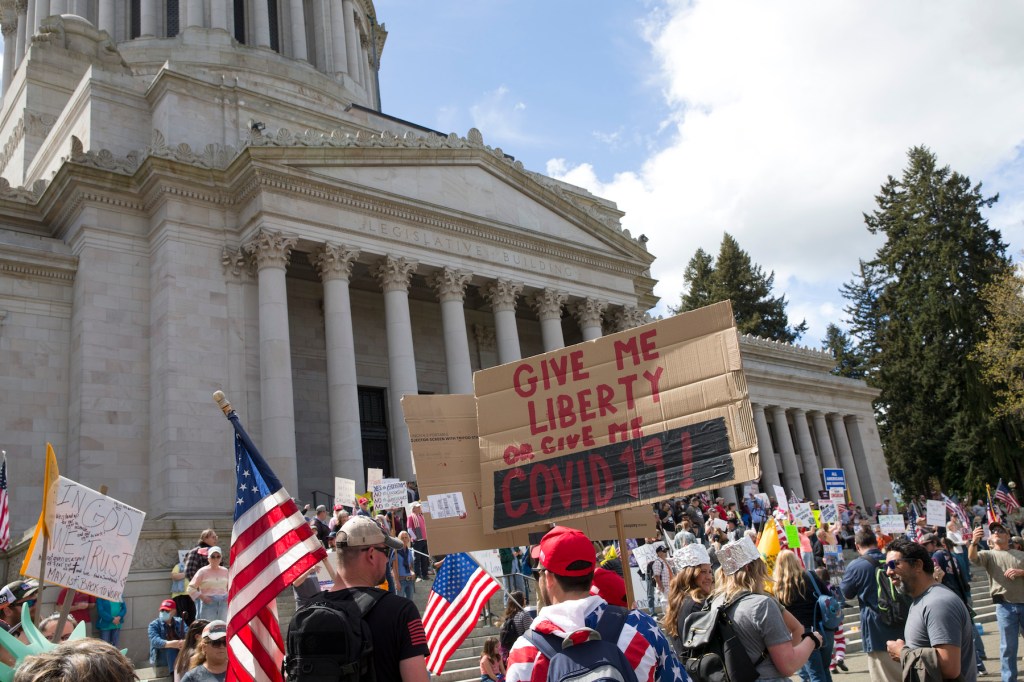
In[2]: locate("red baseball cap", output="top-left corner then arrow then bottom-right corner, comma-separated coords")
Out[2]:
160,599 -> 176,611
537,526 -> 595,577
590,567 -> 627,607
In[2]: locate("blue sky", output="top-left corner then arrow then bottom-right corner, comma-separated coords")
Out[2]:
376,0 -> 1024,346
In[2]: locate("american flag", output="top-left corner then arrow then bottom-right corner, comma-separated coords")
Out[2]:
986,484 -> 1001,524
0,452 -> 9,551
422,552 -> 501,675
943,494 -> 970,529
996,480 -> 1020,511
222,405 -> 326,682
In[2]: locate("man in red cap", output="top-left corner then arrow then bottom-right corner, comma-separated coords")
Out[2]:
505,526 -> 685,682
147,599 -> 186,672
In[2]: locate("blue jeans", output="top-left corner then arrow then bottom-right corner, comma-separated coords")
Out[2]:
98,628 -> 120,647
798,643 -> 834,682
197,598 -> 227,622
399,577 -> 415,600
996,602 -> 1024,682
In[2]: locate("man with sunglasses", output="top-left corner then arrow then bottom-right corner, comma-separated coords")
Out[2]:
326,516 -> 430,681
884,537 -> 975,682
0,580 -> 38,629
969,521 -> 1024,682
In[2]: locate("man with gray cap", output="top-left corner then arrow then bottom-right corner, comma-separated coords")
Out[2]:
325,516 -> 429,681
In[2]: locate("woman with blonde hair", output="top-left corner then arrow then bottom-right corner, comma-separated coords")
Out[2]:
662,544 -> 714,656
773,549 -> 834,682
707,538 -> 822,682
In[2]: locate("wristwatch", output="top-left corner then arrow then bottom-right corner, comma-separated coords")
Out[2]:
802,632 -> 821,650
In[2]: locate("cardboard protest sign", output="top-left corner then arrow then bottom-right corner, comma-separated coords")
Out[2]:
403,394 -> 657,555
926,500 -> 946,527
879,514 -> 906,535
334,478 -> 355,509
774,485 -> 789,513
474,302 -> 758,532
792,503 -> 814,528
373,480 -> 408,510
22,477 -> 145,600
819,501 -> 839,525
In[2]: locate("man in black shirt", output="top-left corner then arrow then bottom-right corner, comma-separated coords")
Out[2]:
331,516 -> 430,681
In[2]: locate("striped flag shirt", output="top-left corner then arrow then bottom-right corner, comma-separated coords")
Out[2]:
0,454 -> 9,551
996,480 -> 1020,511
227,430 -> 326,682
422,552 -> 501,675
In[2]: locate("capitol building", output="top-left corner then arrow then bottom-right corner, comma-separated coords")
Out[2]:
0,0 -> 891,658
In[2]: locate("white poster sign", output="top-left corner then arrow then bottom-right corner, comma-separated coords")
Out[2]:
366,468 -> 384,491
879,514 -> 906,535
469,548 -> 504,581
427,492 -> 467,519
792,503 -> 815,528
334,477 -> 355,509
23,477 -> 145,600
631,542 -> 657,569
314,552 -> 336,590
773,485 -> 789,513
926,500 -> 947,528
819,501 -> 839,525
372,480 -> 408,510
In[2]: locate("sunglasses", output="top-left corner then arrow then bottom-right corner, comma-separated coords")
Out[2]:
364,546 -> 394,560
885,559 -> 912,571
205,639 -> 227,648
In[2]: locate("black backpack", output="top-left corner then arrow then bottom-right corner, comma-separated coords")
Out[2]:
284,587 -> 385,682
680,592 -> 765,682
869,557 -> 911,628
499,615 -> 520,654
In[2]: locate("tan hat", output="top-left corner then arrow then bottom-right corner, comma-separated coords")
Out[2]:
337,516 -> 403,550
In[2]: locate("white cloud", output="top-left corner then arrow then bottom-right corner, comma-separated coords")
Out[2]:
469,86 -> 539,146
549,0 -> 1024,341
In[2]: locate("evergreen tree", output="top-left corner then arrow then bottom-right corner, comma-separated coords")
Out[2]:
842,146 -> 1021,492
821,324 -> 865,379
674,233 -> 807,342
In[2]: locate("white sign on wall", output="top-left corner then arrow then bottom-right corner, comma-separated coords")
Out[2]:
334,478 -> 355,509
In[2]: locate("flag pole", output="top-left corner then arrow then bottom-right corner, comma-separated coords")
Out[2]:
615,510 -> 636,610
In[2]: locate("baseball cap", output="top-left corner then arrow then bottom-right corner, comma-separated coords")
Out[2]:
160,599 -> 176,611
203,620 -> 228,641
333,504 -> 344,511
2,580 -> 38,604
536,526 -> 595,577
655,543 -> 668,553
919,533 -> 939,545
590,567 -> 627,607
337,516 -> 403,550
358,497 -> 368,505
989,522 -> 1008,533
208,546 -> 223,557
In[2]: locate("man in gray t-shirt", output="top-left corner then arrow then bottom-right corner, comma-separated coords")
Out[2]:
885,537 -> 976,682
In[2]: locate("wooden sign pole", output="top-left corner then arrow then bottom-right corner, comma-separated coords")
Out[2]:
615,510 -> 636,609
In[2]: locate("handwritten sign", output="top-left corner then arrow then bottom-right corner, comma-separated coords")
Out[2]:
469,549 -> 504,581
372,480 -> 409,510
774,485 -> 789,513
22,477 -> 145,600
334,478 -> 355,509
792,503 -> 814,528
819,501 -> 838,525
476,302 -> 758,532
879,514 -> 906,535
366,468 -> 384,491
926,500 -> 946,528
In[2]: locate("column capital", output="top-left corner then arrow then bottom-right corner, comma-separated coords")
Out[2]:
244,230 -> 296,270
311,243 -> 360,282
15,0 -> 26,14
1,20 -> 16,36
482,278 -> 523,313
373,255 -> 418,293
429,267 -> 472,302
572,297 -> 607,329
612,305 -> 646,331
221,246 -> 254,280
530,289 -> 567,321
473,323 -> 496,351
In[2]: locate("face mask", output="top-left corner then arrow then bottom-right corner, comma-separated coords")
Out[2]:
159,611 -> 171,622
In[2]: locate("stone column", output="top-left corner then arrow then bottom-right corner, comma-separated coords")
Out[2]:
429,267 -> 473,395
792,408 -> 822,500
36,0 -> 49,24
573,298 -> 606,341
612,305 -> 646,332
25,0 -> 34,41
97,0 -> 114,35
253,0 -> 271,48
769,406 -> 804,500
342,0 -> 360,86
244,230 -> 300,494
374,256 -> 419,482
211,0 -> 229,30
846,414 -> 888,509
311,244 -> 365,489
810,411 -> 838,469
140,0 -> 156,36
185,0 -> 203,27
329,0 -> 348,74
289,0 -> 307,60
752,404 -> 782,491
482,279 -> 522,365
1,22 -> 16,95
829,413 -> 865,508
49,0 -> 65,14
531,289 -> 566,352
15,1 -> 26,69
